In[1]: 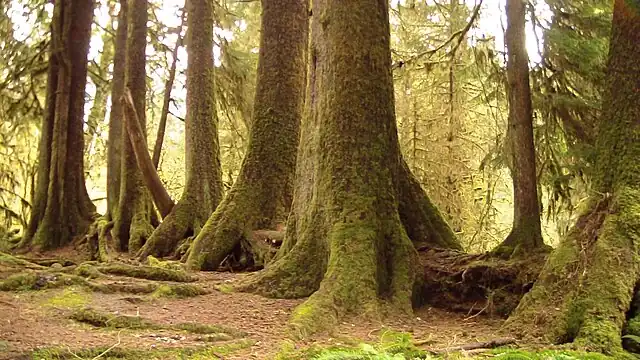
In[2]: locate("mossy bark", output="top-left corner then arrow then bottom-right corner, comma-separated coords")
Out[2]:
106,0 -> 128,220
505,1 -> 640,353
184,0 -> 307,270
22,0 -> 96,250
112,0 -> 154,254
493,0 -> 544,258
237,0 -> 460,336
138,0 -> 223,259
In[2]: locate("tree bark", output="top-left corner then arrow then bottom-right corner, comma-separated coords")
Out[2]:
236,0 -> 460,336
106,0 -> 128,220
152,10 -> 185,170
183,0 -> 307,269
122,88 -> 175,218
504,0 -> 640,353
112,0 -> 155,254
494,0 -> 544,257
138,0 -> 223,259
22,0 -> 96,250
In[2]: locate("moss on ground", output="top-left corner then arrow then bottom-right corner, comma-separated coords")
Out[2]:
30,340 -> 255,360
44,287 -> 90,309
70,307 -> 245,337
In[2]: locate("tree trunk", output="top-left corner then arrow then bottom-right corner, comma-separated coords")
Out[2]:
106,0 -> 128,220
137,0 -> 223,259
152,10 -> 185,170
21,0 -> 96,250
183,0 -> 307,268
236,0 -> 461,336
494,0 -> 544,257
122,89 -> 175,218
504,0 -> 640,353
112,0 -> 155,254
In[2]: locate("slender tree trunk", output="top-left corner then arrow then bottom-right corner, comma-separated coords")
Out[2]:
494,0 -> 544,257
138,0 -> 223,259
182,0 -> 307,268
237,0 -> 460,336
152,10 -> 185,170
122,89 -> 175,217
106,0 -> 128,220
112,0 -> 154,254
22,0 -> 96,250
505,1 -> 640,353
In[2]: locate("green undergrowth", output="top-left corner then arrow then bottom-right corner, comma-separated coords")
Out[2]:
273,331 -> 631,360
30,340 -> 255,360
70,307 -> 246,337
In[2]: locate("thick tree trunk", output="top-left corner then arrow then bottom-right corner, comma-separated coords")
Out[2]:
152,11 -> 185,170
184,0 -> 307,269
494,0 -> 544,258
22,0 -> 96,250
237,0 -> 461,336
505,1 -> 640,353
106,0 -> 128,220
112,0 -> 155,254
138,0 -> 223,260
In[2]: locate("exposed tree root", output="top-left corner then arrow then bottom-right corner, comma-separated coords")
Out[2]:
138,200 -> 200,259
415,247 -> 546,316
505,191 -> 640,354
71,307 -> 245,337
96,263 -> 196,282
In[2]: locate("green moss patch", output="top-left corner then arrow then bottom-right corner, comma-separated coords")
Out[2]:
44,287 -> 90,309
150,283 -> 209,298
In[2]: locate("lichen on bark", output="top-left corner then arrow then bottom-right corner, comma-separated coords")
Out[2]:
505,1 -> 640,353
185,0 -> 308,270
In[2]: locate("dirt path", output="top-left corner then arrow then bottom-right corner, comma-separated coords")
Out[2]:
0,255 -> 507,359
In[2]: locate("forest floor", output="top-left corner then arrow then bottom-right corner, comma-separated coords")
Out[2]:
0,248 -> 614,360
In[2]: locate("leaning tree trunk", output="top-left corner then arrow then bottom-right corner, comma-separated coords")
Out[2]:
106,0 -> 128,220
236,0 -> 461,336
494,0 -> 544,258
22,0 -> 96,250
504,0 -> 640,353
137,0 -> 223,259
112,0 -> 155,254
184,0 -> 308,269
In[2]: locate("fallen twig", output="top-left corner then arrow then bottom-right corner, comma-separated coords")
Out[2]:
426,337 -> 516,355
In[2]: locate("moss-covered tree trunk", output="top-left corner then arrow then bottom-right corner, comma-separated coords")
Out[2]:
137,0 -> 223,259
183,0 -> 308,269
494,0 -> 544,257
106,0 -> 128,220
22,0 -> 96,250
237,0 -> 461,336
112,0 -> 155,254
504,0 -> 640,353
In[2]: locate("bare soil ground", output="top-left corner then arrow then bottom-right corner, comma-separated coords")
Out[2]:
0,249 -> 509,360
